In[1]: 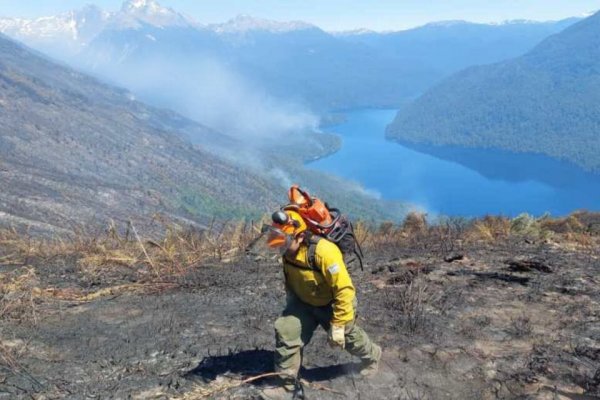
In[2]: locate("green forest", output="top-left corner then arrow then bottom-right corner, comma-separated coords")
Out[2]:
387,11 -> 600,173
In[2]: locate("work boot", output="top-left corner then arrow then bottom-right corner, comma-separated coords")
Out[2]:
359,343 -> 382,377
260,386 -> 295,400
260,377 -> 299,400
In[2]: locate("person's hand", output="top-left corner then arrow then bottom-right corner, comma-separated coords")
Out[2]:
328,324 -> 345,349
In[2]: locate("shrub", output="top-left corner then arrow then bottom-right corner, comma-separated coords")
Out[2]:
385,276 -> 432,333
469,215 -> 511,242
539,213 -> 585,234
402,212 -> 428,235
511,213 -> 536,234
510,213 -> 551,239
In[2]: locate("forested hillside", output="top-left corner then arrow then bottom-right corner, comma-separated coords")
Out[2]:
387,12 -> 600,172
340,18 -> 578,78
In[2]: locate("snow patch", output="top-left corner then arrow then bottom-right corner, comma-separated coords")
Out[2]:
212,15 -> 315,34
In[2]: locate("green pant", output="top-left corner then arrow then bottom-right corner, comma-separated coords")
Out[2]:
274,292 -> 379,377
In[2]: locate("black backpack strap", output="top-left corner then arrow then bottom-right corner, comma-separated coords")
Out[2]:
305,232 -> 322,272
283,232 -> 322,273
349,222 -> 365,271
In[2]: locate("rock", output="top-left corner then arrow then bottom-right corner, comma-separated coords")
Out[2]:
444,254 -> 464,263
505,259 -> 553,273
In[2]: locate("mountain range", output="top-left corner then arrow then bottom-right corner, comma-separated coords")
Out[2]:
338,18 -> 580,79
387,11 -> 600,172
0,0 -> 580,114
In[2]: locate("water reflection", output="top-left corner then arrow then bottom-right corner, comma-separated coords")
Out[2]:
400,142 -> 600,190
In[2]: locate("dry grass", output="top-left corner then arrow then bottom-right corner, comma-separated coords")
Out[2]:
0,219 -> 258,274
358,211 -> 599,251
468,215 -> 511,242
540,214 -> 585,234
355,211 -> 429,252
0,267 -> 40,323
1,213 -> 596,274
0,219 -> 261,322
0,212 -> 598,325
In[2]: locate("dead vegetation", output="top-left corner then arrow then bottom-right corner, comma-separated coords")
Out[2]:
0,218 -> 262,324
358,210 -> 600,254
0,267 -> 40,323
1,211 -> 598,325
384,275 -> 433,334
0,218 -> 259,272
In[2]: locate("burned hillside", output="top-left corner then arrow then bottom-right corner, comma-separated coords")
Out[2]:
1,212 -> 599,399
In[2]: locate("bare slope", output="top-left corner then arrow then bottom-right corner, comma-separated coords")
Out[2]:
0,33 -> 280,232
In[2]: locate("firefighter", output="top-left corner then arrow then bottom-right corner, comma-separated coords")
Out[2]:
260,210 -> 381,399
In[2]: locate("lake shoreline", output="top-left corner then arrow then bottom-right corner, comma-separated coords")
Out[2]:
309,109 -> 600,217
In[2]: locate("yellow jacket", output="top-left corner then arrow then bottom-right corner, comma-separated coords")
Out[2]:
283,238 -> 355,326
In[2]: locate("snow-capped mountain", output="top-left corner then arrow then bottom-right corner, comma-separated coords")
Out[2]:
0,0 -> 584,114
0,5 -> 110,54
111,0 -> 195,30
331,28 -> 379,37
0,0 -> 194,56
211,15 -> 315,34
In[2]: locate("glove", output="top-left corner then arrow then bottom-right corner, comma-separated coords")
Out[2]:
328,324 -> 345,349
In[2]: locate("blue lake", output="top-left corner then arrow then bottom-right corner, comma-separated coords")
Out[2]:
309,109 -> 600,217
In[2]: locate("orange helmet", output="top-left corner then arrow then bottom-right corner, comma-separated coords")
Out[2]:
265,210 -> 307,250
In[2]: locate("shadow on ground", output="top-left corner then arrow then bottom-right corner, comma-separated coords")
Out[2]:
186,348 -> 357,384
301,362 -> 359,382
185,349 -> 273,381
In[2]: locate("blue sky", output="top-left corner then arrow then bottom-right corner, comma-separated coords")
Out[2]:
1,0 -> 599,31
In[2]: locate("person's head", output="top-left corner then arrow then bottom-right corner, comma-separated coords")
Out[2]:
265,210 -> 307,257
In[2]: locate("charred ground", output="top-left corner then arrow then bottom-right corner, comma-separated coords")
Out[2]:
1,212 -> 599,399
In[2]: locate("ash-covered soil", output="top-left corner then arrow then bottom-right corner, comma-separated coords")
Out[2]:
1,239 -> 599,399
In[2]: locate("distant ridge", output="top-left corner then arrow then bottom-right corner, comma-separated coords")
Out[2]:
210,15 -> 316,34
387,11 -> 600,172
0,1 -> 581,110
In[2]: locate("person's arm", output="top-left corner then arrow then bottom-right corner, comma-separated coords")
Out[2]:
317,241 -> 355,326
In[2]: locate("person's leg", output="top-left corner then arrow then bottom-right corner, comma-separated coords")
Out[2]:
273,295 -> 319,379
344,322 -> 381,365
313,299 -> 381,365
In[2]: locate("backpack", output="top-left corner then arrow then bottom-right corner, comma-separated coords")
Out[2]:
283,185 -> 365,271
